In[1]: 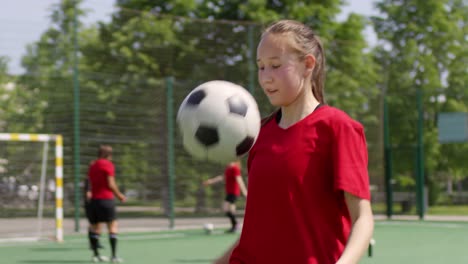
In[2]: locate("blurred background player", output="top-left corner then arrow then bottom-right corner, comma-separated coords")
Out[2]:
87,145 -> 126,263
83,177 -> 103,250
203,160 -> 247,233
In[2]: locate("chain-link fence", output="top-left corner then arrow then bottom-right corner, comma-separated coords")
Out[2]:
1,6 -> 466,229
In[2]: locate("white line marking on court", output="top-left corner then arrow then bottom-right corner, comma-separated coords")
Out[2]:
120,233 -> 187,241
0,227 -> 229,247
0,233 -> 188,247
377,221 -> 464,229
0,237 -> 40,243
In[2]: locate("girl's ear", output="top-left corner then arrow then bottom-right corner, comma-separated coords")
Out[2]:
303,54 -> 316,77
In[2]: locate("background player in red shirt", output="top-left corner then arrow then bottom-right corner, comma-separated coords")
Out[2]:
214,20 -> 374,264
87,145 -> 126,263
203,160 -> 247,233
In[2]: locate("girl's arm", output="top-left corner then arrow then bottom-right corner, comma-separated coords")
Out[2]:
203,175 -> 224,186
236,176 -> 248,197
336,192 -> 374,264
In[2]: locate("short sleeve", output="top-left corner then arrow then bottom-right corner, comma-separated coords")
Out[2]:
230,164 -> 241,178
104,161 -> 115,177
332,119 -> 370,200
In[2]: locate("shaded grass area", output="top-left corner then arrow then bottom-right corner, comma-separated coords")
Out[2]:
0,229 -> 238,264
361,220 -> 468,264
2,221 -> 468,263
371,203 -> 468,216
427,205 -> 468,215
2,204 -> 468,218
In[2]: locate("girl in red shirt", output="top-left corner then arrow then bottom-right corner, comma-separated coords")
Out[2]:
214,20 -> 374,264
204,160 -> 248,233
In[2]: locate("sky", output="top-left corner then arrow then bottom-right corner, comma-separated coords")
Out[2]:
0,0 -> 379,75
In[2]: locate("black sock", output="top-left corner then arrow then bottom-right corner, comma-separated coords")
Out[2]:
109,233 -> 118,258
89,232 -> 100,257
226,212 -> 237,229
87,230 -> 93,248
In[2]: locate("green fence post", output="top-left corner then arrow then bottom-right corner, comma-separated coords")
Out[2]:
383,96 -> 393,218
416,89 -> 425,219
72,0 -> 81,232
166,76 -> 175,229
248,24 -> 255,95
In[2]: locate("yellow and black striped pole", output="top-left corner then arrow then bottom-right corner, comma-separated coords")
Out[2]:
55,135 -> 64,242
0,133 -> 64,242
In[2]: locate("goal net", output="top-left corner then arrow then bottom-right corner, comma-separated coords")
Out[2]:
0,133 -> 63,242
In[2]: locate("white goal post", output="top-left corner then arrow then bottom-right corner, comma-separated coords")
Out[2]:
0,133 -> 64,242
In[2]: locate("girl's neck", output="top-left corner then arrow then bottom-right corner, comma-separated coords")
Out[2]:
279,90 -> 320,129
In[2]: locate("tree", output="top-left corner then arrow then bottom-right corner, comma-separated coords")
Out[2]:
16,0 -> 383,213
372,0 -> 468,200
20,0 -> 85,133
0,57 -> 48,194
0,57 -> 46,133
79,0 -> 382,210
18,0 -> 87,209
0,57 -> 8,84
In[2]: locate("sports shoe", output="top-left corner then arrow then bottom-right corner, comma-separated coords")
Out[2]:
91,255 -> 109,263
111,257 -> 124,263
225,224 -> 239,233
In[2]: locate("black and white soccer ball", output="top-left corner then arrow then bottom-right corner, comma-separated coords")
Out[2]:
177,80 -> 261,164
203,223 -> 214,235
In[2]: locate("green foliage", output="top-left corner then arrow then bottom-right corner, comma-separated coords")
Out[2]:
0,82 -> 46,133
0,57 -> 46,133
394,174 -> 416,191
75,1 -> 382,211
373,0 -> 468,202
9,0 -> 466,213
9,0 -> 380,211
0,57 -> 8,83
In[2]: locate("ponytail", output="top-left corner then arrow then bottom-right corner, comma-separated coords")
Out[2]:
311,40 -> 326,104
263,20 -> 327,104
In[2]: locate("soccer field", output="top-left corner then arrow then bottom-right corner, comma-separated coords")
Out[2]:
0,229 -> 237,264
1,220 -> 468,263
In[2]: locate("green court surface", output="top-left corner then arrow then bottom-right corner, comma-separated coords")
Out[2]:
1,220 -> 468,264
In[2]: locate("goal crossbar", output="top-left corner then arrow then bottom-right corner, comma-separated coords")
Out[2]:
0,133 -> 64,242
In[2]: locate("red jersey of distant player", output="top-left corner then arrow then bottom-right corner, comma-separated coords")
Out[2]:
88,158 -> 115,200
230,105 -> 371,264
224,163 -> 241,196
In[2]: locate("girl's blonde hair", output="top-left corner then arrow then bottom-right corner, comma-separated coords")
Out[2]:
262,19 -> 326,104
260,20 -> 326,126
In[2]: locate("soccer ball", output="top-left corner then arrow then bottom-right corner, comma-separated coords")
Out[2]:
177,80 -> 261,164
203,223 -> 214,234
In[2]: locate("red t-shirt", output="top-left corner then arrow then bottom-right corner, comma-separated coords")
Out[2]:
225,163 -> 241,196
230,105 -> 370,264
88,158 -> 115,200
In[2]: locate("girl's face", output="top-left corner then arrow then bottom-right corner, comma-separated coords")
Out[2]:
256,33 -> 308,107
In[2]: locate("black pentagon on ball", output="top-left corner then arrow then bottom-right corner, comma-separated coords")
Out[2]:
195,125 -> 219,147
236,136 -> 255,156
187,89 -> 206,105
227,95 -> 248,117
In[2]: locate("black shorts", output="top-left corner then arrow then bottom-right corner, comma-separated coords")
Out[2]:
88,199 -> 116,224
225,194 -> 238,204
84,201 -> 91,221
